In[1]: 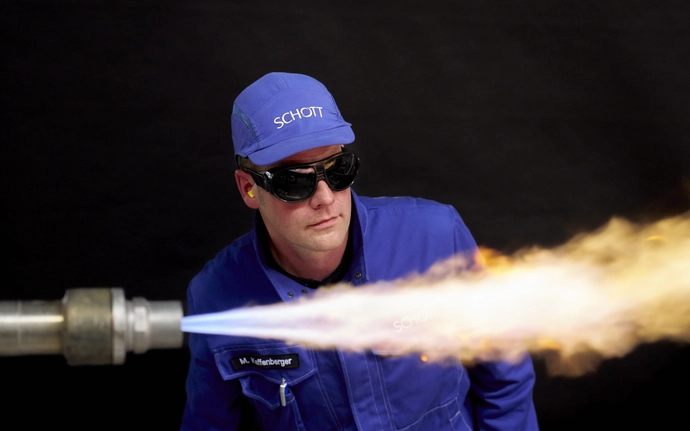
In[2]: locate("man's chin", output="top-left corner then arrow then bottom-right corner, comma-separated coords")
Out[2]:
306,232 -> 348,253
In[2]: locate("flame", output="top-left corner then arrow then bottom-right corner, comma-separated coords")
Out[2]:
182,212 -> 690,377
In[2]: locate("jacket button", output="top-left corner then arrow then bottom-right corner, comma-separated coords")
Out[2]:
287,292 -> 294,297
301,289 -> 308,294
355,272 -> 362,279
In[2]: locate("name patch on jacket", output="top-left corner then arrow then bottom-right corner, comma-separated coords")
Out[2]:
231,353 -> 300,370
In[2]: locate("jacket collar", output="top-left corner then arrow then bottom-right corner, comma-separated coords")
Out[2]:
249,190 -> 369,301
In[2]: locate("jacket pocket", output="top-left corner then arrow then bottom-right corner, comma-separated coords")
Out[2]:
214,342 -> 317,430
373,352 -> 468,430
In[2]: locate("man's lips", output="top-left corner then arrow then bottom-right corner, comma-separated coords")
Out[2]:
309,216 -> 338,228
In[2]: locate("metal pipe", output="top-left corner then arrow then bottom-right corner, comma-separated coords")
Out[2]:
0,288 -> 183,365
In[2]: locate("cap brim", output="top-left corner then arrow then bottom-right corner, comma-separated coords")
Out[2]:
247,125 -> 355,166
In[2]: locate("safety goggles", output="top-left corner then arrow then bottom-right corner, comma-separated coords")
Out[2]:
241,149 -> 360,203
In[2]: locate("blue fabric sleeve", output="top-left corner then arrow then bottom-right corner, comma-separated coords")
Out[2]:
453,209 -> 540,430
466,355 -> 540,430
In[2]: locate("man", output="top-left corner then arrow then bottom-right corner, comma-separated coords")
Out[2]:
181,72 -> 539,430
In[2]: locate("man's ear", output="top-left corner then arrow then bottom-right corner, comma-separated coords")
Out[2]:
235,170 -> 260,209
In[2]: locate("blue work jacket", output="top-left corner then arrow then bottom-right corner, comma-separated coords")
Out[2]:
182,191 -> 539,430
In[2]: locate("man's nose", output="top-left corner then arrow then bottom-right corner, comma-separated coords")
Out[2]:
309,180 -> 336,207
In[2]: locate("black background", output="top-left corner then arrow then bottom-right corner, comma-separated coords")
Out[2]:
3,1 -> 690,429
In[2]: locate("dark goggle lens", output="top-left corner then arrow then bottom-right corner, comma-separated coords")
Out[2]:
272,169 -> 317,202
325,152 -> 359,190
271,152 -> 359,202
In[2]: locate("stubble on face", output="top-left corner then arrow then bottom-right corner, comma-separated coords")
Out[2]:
257,188 -> 267,206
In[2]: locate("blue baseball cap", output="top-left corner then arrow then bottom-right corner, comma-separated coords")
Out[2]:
231,72 -> 355,166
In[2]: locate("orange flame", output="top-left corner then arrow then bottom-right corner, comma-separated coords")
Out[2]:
182,212 -> 690,377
